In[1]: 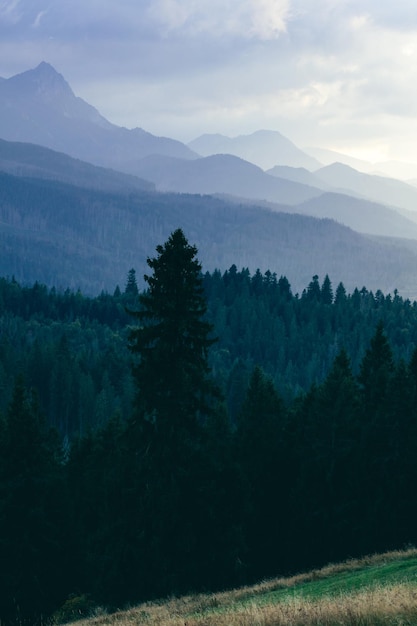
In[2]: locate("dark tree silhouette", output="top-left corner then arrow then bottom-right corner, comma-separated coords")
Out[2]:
128,228 -> 219,440
125,229 -> 223,598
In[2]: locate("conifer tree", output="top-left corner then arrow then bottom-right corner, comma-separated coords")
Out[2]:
126,229 -> 221,598
357,322 -> 396,552
0,378 -> 66,625
128,228 -> 218,440
124,268 -> 139,296
236,366 -> 289,579
321,274 -> 333,305
304,274 -> 321,302
358,321 -> 394,412
289,349 -> 362,567
334,281 -> 347,305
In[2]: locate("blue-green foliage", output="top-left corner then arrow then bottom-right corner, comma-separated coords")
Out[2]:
2,258 -> 417,624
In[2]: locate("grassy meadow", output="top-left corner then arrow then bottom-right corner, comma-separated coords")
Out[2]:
64,548 -> 417,626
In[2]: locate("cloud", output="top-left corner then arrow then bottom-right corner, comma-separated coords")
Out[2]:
0,0 -> 22,23
146,0 -> 290,39
1,1 -> 417,162
250,0 -> 290,39
32,9 -> 47,28
351,0 -> 417,31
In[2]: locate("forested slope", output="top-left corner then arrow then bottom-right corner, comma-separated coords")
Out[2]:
2,252 -> 417,624
1,270 -> 417,431
4,171 -> 417,297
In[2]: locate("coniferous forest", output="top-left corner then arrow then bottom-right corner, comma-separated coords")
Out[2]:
2,229 -> 417,624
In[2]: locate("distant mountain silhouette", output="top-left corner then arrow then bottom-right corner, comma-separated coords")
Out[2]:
136,153 -> 417,239
3,62 -> 417,221
131,153 -> 323,205
267,165 -> 331,190
305,146 -> 417,181
2,140 -> 416,242
315,162 -> 417,213
296,192 -> 417,239
0,62 -> 197,169
305,147 -> 373,172
3,169 -> 417,298
3,61 -> 417,299
0,138 -> 154,192
188,130 -> 321,170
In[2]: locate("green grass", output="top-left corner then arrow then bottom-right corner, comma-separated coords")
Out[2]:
255,555 -> 417,605
67,548 -> 417,626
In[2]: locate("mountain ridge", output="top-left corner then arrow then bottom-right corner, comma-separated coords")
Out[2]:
188,129 -> 321,170
0,137 -> 154,192
130,152 -> 324,205
0,62 -> 197,168
3,63 -> 417,299
315,162 -> 417,213
3,169 -> 417,299
2,62 -> 417,226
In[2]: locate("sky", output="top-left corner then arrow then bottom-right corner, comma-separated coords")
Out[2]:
1,0 -> 417,165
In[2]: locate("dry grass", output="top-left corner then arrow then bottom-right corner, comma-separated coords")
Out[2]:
67,548 -> 417,626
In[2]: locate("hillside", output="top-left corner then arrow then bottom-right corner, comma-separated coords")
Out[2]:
4,255 -> 417,625
5,171 -> 417,297
60,549 -> 417,625
0,138 -> 154,192
2,138 -> 416,245
130,153 -> 324,204
315,162 -> 417,213
296,192 -> 417,239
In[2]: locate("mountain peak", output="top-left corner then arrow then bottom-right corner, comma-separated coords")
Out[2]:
0,62 -> 196,165
35,61 -> 59,74
7,61 -> 74,99
319,162 -> 357,173
189,129 -> 321,170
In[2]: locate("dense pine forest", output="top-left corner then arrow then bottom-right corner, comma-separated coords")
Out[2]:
2,230 -> 417,624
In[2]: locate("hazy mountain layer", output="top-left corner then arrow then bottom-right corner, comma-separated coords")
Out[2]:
305,146 -> 417,182
188,129 -> 321,170
2,62 -> 417,227
266,165 -> 331,190
2,171 -> 417,299
130,153 -> 324,205
296,192 -> 417,239
0,138 -> 154,192
0,62 -> 197,168
3,62 -> 417,299
266,165 -> 417,237
2,132 -> 415,241
315,163 -> 417,213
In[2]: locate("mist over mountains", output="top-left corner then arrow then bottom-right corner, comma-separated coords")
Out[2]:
2,62 -> 417,298
0,138 -> 154,193
0,62 -> 196,168
4,168 -> 417,298
188,130 -> 321,171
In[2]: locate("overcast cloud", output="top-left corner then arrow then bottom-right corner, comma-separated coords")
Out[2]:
1,0 -> 417,164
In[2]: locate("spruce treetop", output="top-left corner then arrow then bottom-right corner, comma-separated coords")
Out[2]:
128,229 -> 219,438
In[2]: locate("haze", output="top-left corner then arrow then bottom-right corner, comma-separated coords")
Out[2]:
1,0 -> 417,167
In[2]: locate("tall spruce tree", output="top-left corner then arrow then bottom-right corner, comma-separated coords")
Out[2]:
126,229 -> 222,598
128,228 -> 218,439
